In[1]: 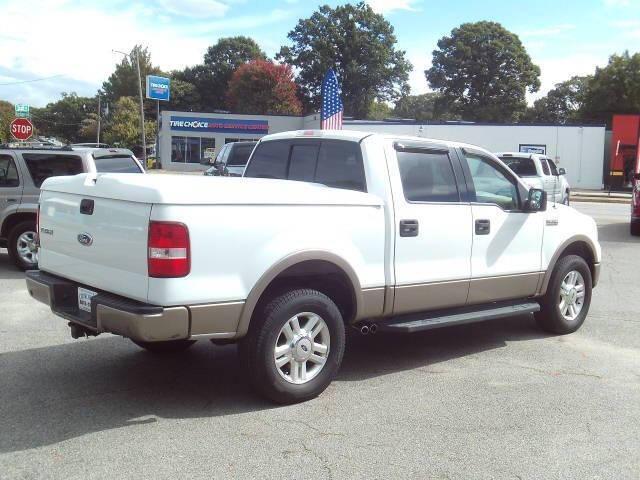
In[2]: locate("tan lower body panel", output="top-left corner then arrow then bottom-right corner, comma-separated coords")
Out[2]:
393,279 -> 469,315
467,272 -> 542,305
189,301 -> 245,338
97,305 -> 189,342
358,287 -> 386,320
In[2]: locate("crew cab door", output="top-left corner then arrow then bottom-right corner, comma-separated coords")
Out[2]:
460,149 -> 544,304
388,142 -> 472,314
540,157 -> 558,200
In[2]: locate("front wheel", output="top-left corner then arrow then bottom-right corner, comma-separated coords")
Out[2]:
535,255 -> 592,334
8,220 -> 38,270
131,339 -> 196,353
241,289 -> 346,404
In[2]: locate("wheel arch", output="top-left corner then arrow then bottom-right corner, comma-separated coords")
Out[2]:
538,235 -> 598,295
1,211 -> 36,239
234,251 -> 363,339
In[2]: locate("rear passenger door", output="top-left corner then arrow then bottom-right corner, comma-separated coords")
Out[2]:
388,142 -> 472,315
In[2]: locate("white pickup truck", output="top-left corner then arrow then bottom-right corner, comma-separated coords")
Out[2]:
26,130 -> 601,404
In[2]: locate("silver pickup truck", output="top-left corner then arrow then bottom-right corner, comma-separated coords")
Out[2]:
0,146 -> 143,269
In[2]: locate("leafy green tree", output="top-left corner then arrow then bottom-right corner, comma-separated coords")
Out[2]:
176,36 -> 266,111
167,77 -> 202,112
103,96 -> 156,148
102,45 -> 161,104
367,101 -> 393,120
32,92 -> 97,143
277,2 -> 411,118
426,21 -> 540,122
226,60 -> 302,115
393,92 -> 454,121
523,76 -> 591,124
0,100 -> 15,143
581,51 -> 640,127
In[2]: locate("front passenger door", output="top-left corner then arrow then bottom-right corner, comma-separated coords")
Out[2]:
461,150 -> 544,304
0,154 -> 23,220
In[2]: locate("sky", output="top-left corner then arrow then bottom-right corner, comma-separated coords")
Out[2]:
0,0 -> 639,107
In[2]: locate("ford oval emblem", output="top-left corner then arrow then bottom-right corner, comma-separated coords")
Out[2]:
77,233 -> 93,246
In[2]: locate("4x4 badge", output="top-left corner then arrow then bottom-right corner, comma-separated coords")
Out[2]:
77,233 -> 93,246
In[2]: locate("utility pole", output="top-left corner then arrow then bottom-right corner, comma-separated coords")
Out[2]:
96,95 -> 101,145
135,50 -> 147,169
113,48 -> 147,169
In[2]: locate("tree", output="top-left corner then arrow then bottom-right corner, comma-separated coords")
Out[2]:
176,36 -> 266,111
581,51 -> 640,127
277,2 -> 411,118
226,60 -> 302,115
523,76 -> 591,124
393,93 -> 453,121
166,77 -> 202,112
367,101 -> 393,120
0,100 -> 15,143
32,92 -> 97,143
426,21 -> 540,122
103,96 -> 156,148
102,45 -> 161,104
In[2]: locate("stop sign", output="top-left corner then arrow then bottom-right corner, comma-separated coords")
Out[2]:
10,118 -> 34,141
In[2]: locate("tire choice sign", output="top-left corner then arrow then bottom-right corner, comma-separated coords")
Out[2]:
10,118 -> 34,141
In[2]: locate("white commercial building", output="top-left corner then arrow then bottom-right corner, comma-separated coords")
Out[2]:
159,110 -> 605,189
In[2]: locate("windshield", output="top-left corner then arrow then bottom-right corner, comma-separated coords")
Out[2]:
93,155 -> 142,173
227,144 -> 255,166
499,156 -> 537,177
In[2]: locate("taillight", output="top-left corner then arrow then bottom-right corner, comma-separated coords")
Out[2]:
36,205 -> 40,247
148,221 -> 190,278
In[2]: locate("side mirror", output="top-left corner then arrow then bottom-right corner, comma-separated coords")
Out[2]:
558,167 -> 566,176
525,188 -> 547,212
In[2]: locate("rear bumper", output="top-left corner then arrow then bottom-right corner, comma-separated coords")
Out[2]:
25,270 -> 189,342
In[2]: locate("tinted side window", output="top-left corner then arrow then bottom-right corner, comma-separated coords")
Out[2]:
244,141 -> 289,179
540,159 -> 551,175
465,153 -> 519,210
22,153 -> 83,187
397,150 -> 459,202
227,144 -> 256,167
94,155 -> 142,173
315,141 -> 366,192
288,144 -> 319,181
0,155 -> 20,187
547,159 -> 558,175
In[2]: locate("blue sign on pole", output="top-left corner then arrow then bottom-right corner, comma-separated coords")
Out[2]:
146,75 -> 170,101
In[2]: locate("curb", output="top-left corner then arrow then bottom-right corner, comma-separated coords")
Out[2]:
570,196 -> 630,204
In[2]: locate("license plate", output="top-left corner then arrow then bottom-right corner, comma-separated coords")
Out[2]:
78,287 -> 98,313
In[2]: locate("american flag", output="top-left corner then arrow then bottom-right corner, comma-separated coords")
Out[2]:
321,69 -> 343,130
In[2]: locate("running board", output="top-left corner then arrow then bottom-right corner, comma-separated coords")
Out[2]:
377,300 -> 540,334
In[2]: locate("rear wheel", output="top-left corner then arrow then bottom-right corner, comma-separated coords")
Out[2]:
8,220 -> 38,270
131,339 -> 196,353
241,289 -> 345,404
535,255 -> 592,334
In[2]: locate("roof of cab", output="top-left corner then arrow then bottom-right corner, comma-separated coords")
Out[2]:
258,129 -> 496,157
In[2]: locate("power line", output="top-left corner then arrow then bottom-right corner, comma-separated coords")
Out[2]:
0,74 -> 64,86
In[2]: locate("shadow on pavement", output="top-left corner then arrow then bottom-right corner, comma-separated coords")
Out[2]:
0,250 -> 24,280
0,314 -> 549,453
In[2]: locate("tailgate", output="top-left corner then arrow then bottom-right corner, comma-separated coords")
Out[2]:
38,189 -> 151,302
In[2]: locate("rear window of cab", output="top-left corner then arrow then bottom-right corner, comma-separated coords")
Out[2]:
93,155 -> 142,173
244,139 -> 366,192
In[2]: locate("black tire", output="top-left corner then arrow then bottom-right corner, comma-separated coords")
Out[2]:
241,289 -> 346,404
131,339 -> 196,353
8,220 -> 38,270
535,255 -> 592,334
631,221 -> 640,237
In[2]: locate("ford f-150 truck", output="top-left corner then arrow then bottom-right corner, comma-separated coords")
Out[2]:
25,130 -> 601,404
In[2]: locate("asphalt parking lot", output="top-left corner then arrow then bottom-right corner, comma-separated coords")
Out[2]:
1,202 -> 638,479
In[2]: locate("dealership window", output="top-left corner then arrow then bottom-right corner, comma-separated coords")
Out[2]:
202,138 -> 216,161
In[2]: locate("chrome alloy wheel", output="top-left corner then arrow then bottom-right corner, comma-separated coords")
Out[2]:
16,231 -> 38,265
274,312 -> 330,385
559,270 -> 585,321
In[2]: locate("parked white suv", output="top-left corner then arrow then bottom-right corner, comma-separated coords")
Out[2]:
26,131 -> 600,404
496,152 -> 570,205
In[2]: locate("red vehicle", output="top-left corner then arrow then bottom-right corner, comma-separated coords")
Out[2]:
632,174 -> 640,236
